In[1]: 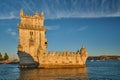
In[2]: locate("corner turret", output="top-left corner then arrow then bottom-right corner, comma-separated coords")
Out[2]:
82,44 -> 84,48
80,44 -> 88,64
34,12 -> 39,18
20,9 -> 24,17
40,12 -> 44,20
80,44 -> 88,56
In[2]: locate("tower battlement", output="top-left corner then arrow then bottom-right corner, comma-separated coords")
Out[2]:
19,10 -> 44,29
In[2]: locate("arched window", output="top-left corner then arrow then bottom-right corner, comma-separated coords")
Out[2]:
30,31 -> 33,35
29,31 -> 34,46
45,42 -> 47,44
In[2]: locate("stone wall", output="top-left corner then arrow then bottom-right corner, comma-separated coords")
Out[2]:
38,49 -> 88,67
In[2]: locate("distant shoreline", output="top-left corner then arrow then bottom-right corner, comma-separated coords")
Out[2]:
88,55 -> 120,60
0,60 -> 19,64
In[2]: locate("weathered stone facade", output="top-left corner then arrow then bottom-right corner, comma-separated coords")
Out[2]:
17,10 -> 88,68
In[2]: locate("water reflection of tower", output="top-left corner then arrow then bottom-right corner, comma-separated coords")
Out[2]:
17,68 -> 88,80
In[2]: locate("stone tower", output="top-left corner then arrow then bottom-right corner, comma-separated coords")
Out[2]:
18,10 -> 48,62
17,10 -> 88,68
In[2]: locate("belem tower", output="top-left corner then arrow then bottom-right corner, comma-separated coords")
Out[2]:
17,10 -> 88,68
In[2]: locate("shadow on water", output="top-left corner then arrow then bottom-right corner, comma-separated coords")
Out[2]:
17,68 -> 88,80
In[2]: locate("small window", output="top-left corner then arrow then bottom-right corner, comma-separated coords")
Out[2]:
45,42 -> 47,44
30,32 -> 33,35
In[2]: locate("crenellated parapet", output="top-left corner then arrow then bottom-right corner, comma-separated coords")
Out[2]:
19,10 -> 45,30
39,50 -> 86,57
18,24 -> 46,31
37,45 -> 88,66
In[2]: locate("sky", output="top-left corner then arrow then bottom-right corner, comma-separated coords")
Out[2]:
0,0 -> 120,58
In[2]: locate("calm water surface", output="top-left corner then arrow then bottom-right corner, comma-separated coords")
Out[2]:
0,60 -> 120,80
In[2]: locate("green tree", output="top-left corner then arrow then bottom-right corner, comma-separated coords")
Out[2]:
0,52 -> 3,60
4,53 -> 9,60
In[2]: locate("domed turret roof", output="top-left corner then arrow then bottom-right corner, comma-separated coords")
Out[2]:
34,12 -> 39,15
34,12 -> 39,17
80,44 -> 87,53
41,12 -> 44,15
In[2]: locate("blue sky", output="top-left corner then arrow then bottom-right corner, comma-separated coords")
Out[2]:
0,0 -> 120,58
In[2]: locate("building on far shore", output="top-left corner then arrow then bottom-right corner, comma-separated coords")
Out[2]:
17,10 -> 88,68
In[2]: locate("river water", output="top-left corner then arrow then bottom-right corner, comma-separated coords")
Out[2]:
0,60 -> 120,80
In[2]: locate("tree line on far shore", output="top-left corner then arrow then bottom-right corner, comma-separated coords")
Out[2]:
0,52 -> 9,61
